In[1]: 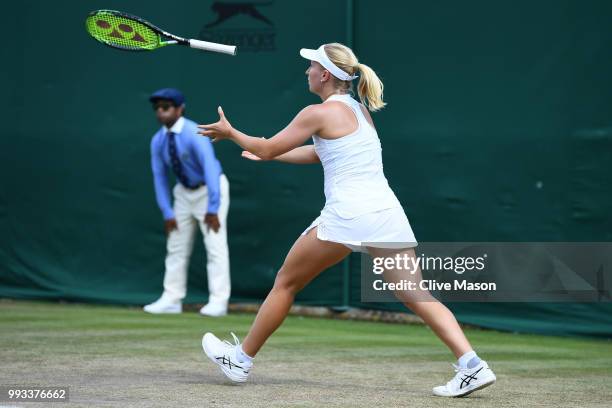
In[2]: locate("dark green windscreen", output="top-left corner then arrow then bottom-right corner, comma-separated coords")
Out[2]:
1,0 -> 611,337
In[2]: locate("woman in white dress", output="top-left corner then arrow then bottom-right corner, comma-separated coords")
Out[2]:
198,43 -> 496,397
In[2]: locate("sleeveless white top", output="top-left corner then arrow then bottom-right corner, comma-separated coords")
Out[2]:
313,94 -> 402,219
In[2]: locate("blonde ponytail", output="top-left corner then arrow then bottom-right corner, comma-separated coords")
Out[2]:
323,43 -> 387,112
356,62 -> 386,112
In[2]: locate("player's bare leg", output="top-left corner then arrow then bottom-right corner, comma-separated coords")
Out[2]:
368,247 -> 472,358
241,227 -> 350,356
368,246 -> 496,397
202,227 -> 350,382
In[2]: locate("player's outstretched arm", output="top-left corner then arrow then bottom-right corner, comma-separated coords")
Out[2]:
198,105 -> 323,161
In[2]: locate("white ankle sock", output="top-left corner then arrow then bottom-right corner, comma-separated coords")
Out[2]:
235,345 -> 253,364
457,350 -> 481,369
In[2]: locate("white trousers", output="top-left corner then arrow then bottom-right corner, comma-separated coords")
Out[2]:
161,174 -> 230,306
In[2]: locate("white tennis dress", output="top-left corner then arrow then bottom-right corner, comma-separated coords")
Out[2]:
301,93 -> 417,252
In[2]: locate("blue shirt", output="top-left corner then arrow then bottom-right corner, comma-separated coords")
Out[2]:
150,116 -> 223,219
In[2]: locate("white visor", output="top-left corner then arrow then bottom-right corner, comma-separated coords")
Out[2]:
300,45 -> 359,81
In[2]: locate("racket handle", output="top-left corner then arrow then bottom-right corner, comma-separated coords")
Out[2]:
188,39 -> 236,55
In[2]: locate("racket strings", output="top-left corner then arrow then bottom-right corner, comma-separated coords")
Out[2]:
86,12 -> 159,50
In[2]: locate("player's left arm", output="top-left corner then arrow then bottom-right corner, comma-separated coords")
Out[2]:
198,105 -> 324,161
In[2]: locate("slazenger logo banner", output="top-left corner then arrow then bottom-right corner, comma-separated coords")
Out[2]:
198,1 -> 276,52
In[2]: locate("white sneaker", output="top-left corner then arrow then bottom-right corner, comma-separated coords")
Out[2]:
199,303 -> 228,317
202,332 -> 252,383
143,298 -> 182,314
433,360 -> 496,397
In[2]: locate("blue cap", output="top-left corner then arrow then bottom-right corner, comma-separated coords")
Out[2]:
149,88 -> 185,106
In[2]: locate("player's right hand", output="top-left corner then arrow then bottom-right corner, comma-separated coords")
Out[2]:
165,219 -> 178,235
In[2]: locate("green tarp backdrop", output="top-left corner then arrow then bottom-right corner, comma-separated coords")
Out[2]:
1,1 -> 612,337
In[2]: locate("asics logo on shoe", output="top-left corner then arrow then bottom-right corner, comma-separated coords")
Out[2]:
216,355 -> 249,374
459,367 -> 483,389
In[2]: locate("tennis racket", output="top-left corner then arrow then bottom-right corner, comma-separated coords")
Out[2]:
85,10 -> 236,55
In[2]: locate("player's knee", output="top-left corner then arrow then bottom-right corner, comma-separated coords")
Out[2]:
273,265 -> 303,295
402,294 -> 438,313
402,301 -> 419,313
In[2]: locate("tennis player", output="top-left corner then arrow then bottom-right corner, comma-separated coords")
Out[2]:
198,43 -> 496,397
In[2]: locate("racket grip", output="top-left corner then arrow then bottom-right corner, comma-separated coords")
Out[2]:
189,39 -> 236,55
